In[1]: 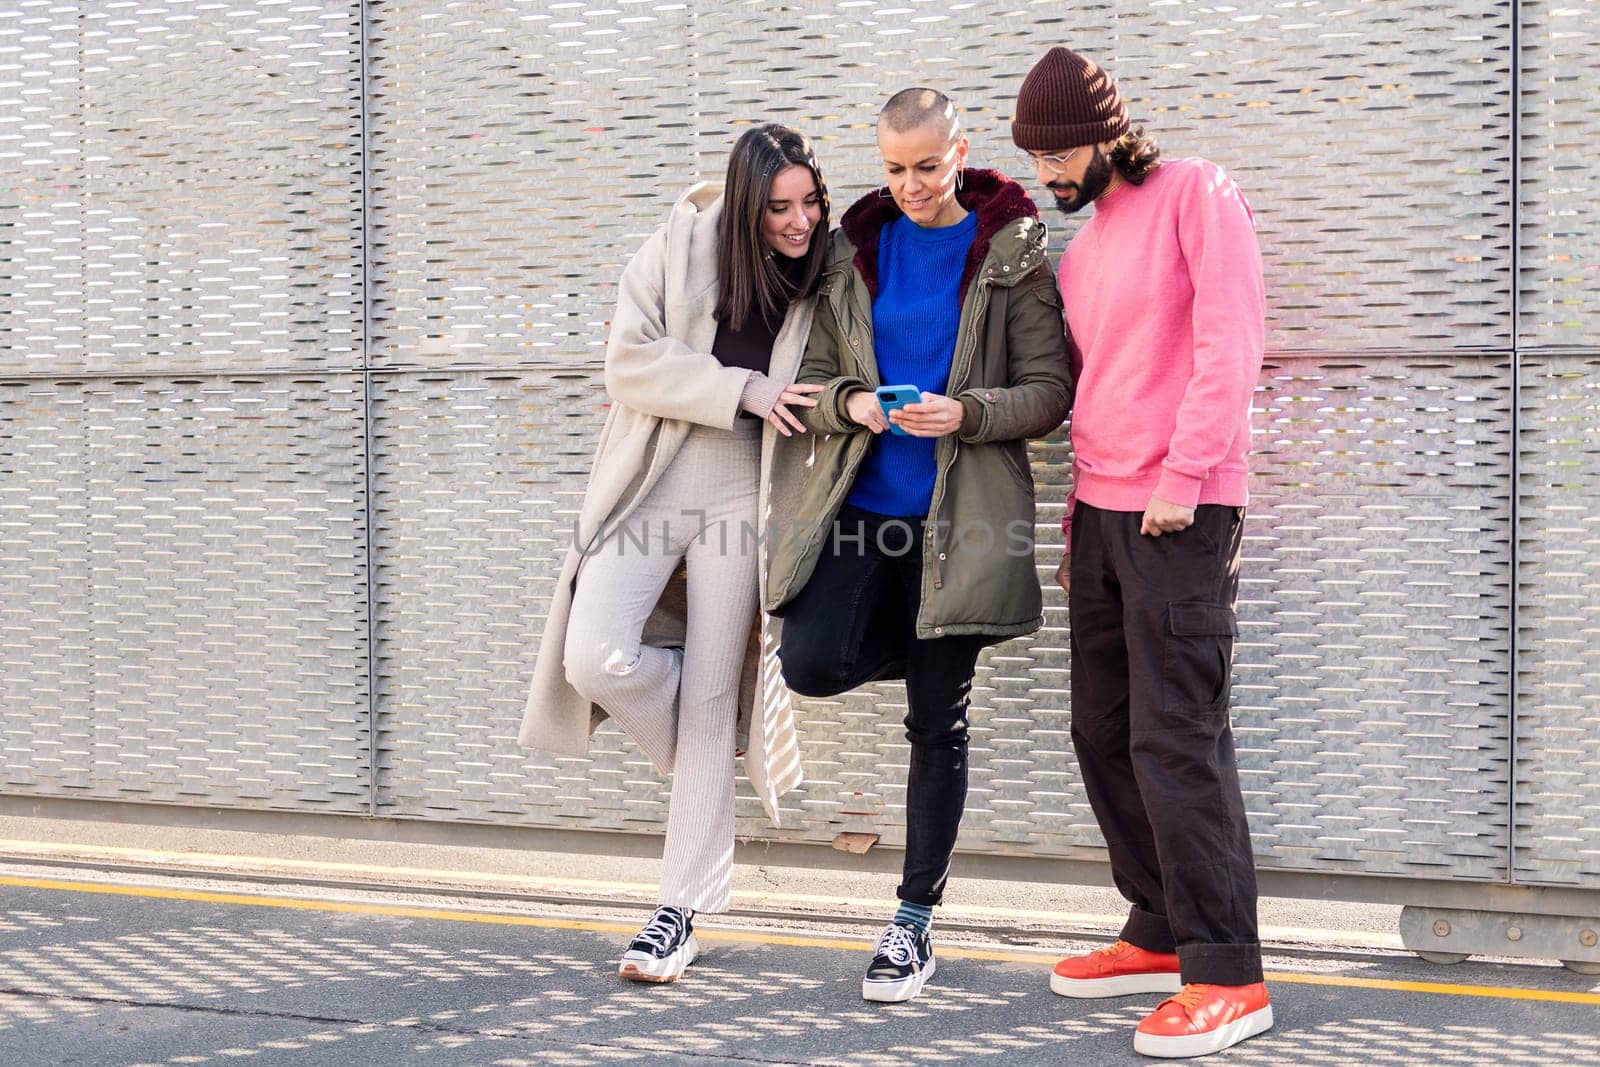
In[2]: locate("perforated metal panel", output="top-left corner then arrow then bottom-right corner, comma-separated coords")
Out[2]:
364,369 -> 1083,844
1514,354 -> 1600,887
361,0 -> 1516,371
1110,0 -> 1514,352
0,375 -> 370,810
1517,1 -> 1600,348
733,358 -> 1516,878
354,2 -> 1521,877
0,0 -> 1596,900
362,361 -> 1517,883
683,0 -> 1120,204
369,368 -> 616,821
1239,356 -> 1513,878
365,0 -> 698,369
0,2 -> 364,376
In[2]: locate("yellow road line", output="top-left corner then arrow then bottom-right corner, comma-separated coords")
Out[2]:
3,874 -> 1598,1007
1261,970 -> 1600,1005
0,842 -> 1402,948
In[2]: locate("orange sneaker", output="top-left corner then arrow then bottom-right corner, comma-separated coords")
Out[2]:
1050,939 -> 1183,998
1133,982 -> 1273,1058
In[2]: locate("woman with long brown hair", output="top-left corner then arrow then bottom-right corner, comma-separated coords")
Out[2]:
520,125 -> 829,983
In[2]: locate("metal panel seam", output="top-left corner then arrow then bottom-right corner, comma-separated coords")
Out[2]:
359,0 -> 379,819
1507,0 -> 1521,886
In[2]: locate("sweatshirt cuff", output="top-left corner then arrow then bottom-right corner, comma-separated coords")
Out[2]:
1154,467 -> 1204,509
739,371 -> 786,419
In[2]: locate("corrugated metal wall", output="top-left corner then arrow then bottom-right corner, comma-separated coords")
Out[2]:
2,1 -> 1596,892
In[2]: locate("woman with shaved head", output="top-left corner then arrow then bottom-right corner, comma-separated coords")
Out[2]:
767,88 -> 1072,1003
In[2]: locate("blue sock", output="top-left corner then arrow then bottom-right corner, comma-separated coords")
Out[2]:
894,900 -> 933,933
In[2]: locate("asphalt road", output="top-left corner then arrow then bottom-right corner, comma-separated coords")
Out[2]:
1,866 -> 1597,1066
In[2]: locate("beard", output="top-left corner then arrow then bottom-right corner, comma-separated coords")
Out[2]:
1049,148 -> 1115,216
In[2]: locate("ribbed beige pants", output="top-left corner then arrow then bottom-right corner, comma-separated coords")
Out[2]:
563,421 -> 760,914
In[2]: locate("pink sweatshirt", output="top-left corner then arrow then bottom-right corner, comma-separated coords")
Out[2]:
1058,157 -> 1265,534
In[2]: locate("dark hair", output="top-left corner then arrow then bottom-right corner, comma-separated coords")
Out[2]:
1108,127 -> 1162,185
715,124 -> 830,331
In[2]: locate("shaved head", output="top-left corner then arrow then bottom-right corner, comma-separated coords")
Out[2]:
878,87 -> 961,140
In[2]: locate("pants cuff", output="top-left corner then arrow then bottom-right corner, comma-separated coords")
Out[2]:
896,887 -> 943,907
1120,907 -> 1176,954
1177,943 -> 1264,986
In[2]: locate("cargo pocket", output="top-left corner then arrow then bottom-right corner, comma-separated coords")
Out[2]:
1163,601 -> 1237,714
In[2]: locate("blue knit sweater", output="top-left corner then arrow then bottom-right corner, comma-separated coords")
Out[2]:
846,210 -> 978,517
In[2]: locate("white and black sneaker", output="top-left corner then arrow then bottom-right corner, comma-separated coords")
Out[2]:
861,921 -> 936,1003
618,905 -> 699,983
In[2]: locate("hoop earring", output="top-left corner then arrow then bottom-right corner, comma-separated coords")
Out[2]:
955,169 -> 964,192
877,185 -> 893,199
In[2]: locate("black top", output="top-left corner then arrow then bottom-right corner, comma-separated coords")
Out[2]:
711,254 -> 808,374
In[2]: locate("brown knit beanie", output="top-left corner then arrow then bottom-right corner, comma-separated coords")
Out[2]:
1011,46 -> 1130,150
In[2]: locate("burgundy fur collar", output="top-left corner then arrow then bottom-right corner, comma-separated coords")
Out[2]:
838,168 -> 1039,299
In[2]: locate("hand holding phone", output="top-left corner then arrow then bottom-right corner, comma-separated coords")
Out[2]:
878,387 -> 965,437
875,384 -> 921,436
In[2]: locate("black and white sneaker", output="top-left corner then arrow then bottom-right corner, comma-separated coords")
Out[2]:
861,921 -> 936,1002
618,905 -> 699,983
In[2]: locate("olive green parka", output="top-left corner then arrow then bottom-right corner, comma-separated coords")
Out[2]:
764,169 -> 1073,641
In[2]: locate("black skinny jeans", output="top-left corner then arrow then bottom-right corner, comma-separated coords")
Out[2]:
778,505 -> 987,907
1069,500 -> 1263,985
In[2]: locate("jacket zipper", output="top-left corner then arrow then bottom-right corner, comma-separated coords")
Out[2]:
791,236 -> 1028,611
925,275 -> 991,550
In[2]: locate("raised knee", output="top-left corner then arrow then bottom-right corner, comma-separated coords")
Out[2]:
778,644 -> 846,699
564,639 -> 643,700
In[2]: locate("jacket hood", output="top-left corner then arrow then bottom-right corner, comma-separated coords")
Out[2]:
675,181 -> 724,214
835,169 -> 1042,298
668,181 -> 724,241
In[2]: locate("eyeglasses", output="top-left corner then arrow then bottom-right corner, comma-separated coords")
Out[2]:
1016,146 -> 1089,175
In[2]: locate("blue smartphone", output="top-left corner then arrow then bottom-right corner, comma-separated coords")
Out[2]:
875,384 -> 921,436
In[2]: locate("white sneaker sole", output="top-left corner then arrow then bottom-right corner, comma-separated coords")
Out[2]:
1050,969 -> 1183,998
1132,1003 -> 1273,1058
862,955 -> 937,1003
618,933 -> 700,983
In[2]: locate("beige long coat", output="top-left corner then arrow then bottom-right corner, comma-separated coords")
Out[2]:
518,183 -> 813,825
